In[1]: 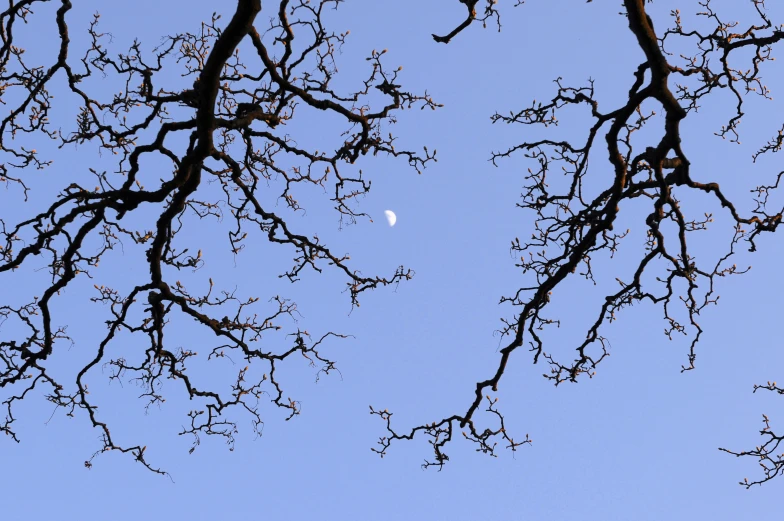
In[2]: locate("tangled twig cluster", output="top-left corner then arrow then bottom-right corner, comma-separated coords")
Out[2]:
0,0 -> 437,474
375,0 -> 784,484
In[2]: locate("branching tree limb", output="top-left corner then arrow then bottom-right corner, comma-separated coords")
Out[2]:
0,0 -> 437,474
4,0 -> 783,487
376,0 -> 784,485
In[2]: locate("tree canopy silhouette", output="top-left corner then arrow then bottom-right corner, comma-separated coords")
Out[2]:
372,0 -> 784,488
2,0 -> 784,487
0,0 -> 436,475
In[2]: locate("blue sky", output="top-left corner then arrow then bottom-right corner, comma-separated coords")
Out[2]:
3,0 -> 784,519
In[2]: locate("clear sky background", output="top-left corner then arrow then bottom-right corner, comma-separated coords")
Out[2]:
3,1 -> 784,519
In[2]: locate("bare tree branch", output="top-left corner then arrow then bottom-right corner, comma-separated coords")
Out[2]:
0,0 -> 437,474
377,0 -> 784,483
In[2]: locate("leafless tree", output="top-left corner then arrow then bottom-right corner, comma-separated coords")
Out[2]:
0,0 -> 438,475
374,0 -> 784,487
3,0 -> 784,487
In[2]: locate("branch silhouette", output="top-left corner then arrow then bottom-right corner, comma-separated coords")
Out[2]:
0,0 -> 438,474
376,0 -> 784,484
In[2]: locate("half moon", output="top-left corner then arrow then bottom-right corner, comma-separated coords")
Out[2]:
384,210 -> 397,227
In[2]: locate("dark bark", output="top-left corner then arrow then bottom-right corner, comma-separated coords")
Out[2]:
373,0 -> 784,487
0,0 -> 437,474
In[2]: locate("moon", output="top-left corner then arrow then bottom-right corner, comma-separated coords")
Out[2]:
384,210 -> 397,227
